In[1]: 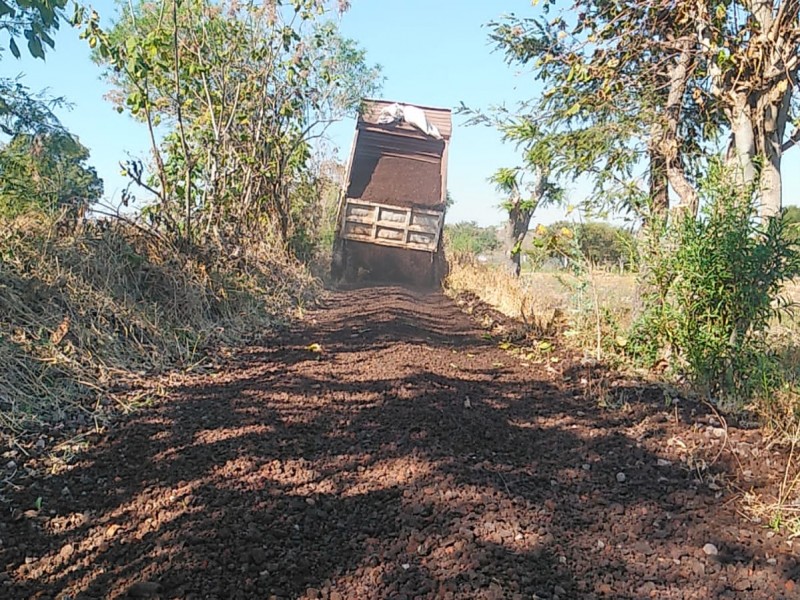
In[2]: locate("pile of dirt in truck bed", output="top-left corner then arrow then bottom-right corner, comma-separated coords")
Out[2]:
347,154 -> 443,208
1,286 -> 797,599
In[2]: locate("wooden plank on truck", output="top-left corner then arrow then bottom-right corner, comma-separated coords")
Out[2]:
340,198 -> 444,252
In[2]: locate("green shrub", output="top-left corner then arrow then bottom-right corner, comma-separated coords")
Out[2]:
631,163 -> 800,406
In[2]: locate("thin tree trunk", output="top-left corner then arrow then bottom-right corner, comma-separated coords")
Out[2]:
658,37 -> 699,216
649,146 -> 669,218
757,88 -> 790,218
728,95 -> 757,188
502,210 -> 530,278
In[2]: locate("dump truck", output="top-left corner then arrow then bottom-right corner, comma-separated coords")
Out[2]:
331,99 -> 452,287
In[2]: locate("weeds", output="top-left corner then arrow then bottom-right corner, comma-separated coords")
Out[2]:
0,211 -> 317,437
444,254 -> 563,339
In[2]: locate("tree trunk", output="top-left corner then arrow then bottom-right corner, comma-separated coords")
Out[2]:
502,207 -> 532,277
649,146 -> 669,217
658,37 -> 699,216
728,95 -> 757,188
757,88 -> 790,218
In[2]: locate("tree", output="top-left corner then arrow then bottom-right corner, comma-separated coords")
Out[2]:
81,0 -> 380,253
2,0 -> 72,157
445,221 -> 499,256
782,204 -> 800,243
0,0 -> 68,60
0,78 -> 67,137
0,131 -> 103,216
489,1 -> 800,220
527,220 -> 636,270
490,164 -> 560,277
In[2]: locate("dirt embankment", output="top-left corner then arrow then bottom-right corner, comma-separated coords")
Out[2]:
1,286 -> 797,599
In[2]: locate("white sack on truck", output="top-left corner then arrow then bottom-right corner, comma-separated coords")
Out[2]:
377,102 -> 443,140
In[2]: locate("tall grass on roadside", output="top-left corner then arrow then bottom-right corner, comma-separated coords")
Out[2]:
444,251 -> 635,361
0,212 -> 317,435
444,253 -> 564,338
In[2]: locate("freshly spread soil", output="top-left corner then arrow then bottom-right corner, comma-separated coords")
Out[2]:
1,286 -> 798,599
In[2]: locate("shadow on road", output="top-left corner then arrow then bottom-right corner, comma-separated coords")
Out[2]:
1,286 -> 796,599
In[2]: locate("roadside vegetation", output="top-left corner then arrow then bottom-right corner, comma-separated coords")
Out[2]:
446,0 -> 800,533
0,0 -> 378,460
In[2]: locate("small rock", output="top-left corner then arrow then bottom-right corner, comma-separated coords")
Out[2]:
105,524 -> 121,539
686,557 -> 705,575
582,463 -> 591,471
703,543 -> 719,556
767,558 -> 777,565
554,586 -> 566,596
657,459 -> 672,467
250,548 -> 266,564
616,472 -> 627,483
5,460 -> 16,470
637,581 -> 656,595
59,543 -> 74,559
61,486 -> 71,498
711,427 -> 726,439
733,577 -> 751,592
35,438 -> 45,450
634,541 -> 654,555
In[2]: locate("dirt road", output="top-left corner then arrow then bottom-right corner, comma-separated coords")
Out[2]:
2,286 -> 798,599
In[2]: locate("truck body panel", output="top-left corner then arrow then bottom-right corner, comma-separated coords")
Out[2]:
332,99 -> 452,285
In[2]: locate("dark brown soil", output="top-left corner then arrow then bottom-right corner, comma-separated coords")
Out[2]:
1,286 -> 798,599
347,145 -> 444,208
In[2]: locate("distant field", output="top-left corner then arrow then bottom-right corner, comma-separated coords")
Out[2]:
519,271 -> 800,346
520,271 -> 637,311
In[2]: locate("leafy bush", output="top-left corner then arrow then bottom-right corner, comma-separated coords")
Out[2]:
0,132 -> 103,217
445,221 -> 500,256
631,164 -> 800,405
526,220 -> 637,271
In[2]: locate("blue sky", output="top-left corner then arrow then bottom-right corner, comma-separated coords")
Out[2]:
5,0 -> 799,226
6,0 -> 575,227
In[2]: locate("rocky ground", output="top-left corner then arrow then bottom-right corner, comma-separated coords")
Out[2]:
1,285 -> 798,599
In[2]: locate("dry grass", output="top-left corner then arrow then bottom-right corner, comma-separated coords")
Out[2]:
0,212 -> 317,437
445,257 -> 563,330
445,257 -> 637,359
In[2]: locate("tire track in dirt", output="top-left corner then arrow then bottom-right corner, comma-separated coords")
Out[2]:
1,285 -> 797,599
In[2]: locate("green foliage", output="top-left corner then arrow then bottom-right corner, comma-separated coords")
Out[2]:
0,0 -> 67,60
630,164 -> 800,404
483,5 -> 673,215
576,221 -> 636,269
0,77 -> 68,137
445,221 -> 499,256
0,131 -> 102,216
81,0 -> 380,253
527,220 -> 636,271
0,78 -> 101,218
783,205 -> 800,244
